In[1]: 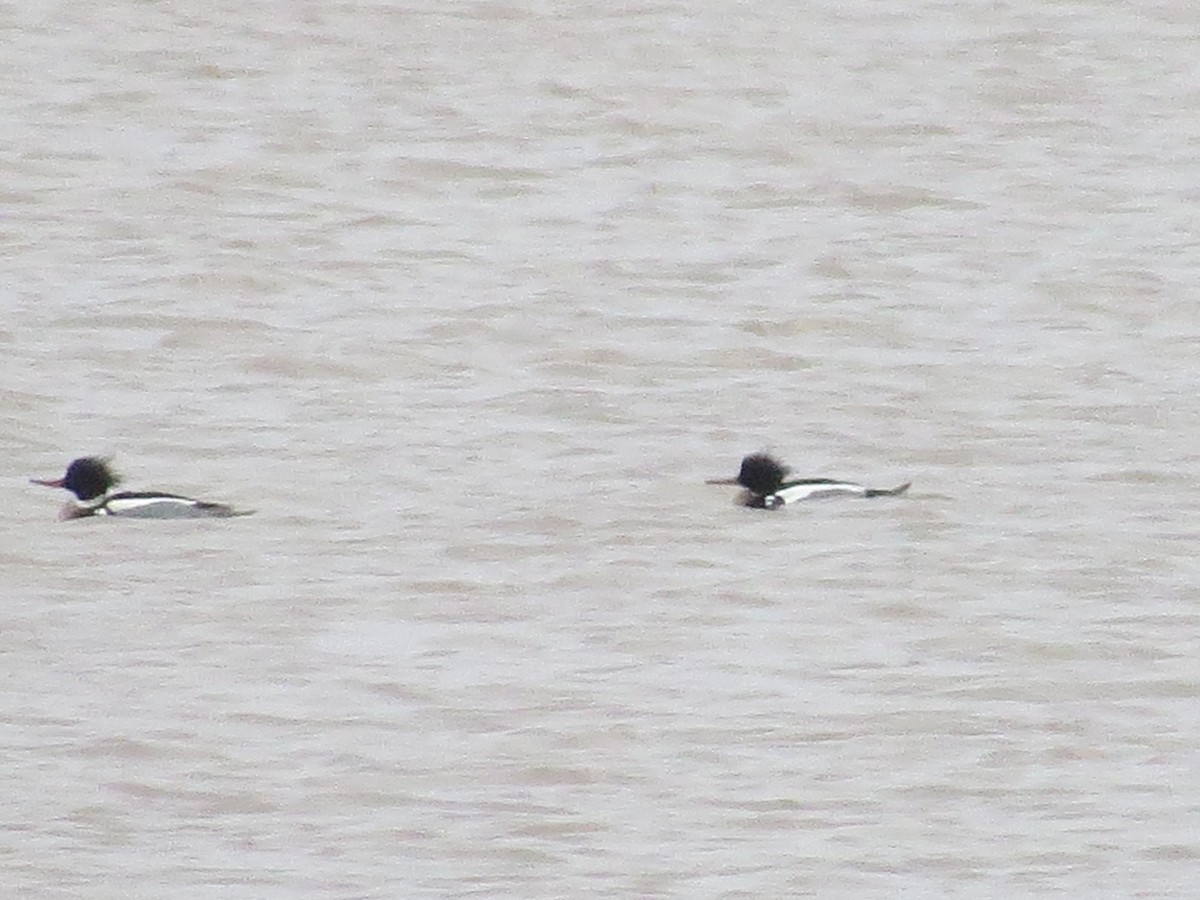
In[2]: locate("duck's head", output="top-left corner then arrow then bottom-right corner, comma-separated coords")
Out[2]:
706,453 -> 790,497
32,457 -> 120,502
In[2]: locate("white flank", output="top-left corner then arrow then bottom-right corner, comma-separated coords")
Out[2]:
771,482 -> 867,505
105,496 -> 202,517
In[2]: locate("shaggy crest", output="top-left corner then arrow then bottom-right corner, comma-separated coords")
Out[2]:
61,457 -> 121,500
734,453 -> 790,496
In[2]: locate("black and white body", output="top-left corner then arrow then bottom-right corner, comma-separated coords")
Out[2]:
32,457 -> 253,520
707,453 -> 910,510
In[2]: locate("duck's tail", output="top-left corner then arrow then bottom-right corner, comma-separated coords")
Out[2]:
865,482 -> 911,498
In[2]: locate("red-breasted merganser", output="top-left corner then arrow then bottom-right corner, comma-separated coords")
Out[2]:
707,453 -> 910,510
31,457 -> 253,520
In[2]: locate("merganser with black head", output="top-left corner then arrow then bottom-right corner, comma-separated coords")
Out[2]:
707,453 -> 910,510
31,457 -> 253,520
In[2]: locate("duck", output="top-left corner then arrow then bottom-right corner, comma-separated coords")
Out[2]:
31,457 -> 253,520
707,453 -> 910,510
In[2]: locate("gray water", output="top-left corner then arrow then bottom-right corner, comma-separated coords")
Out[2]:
5,1 -> 1200,897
